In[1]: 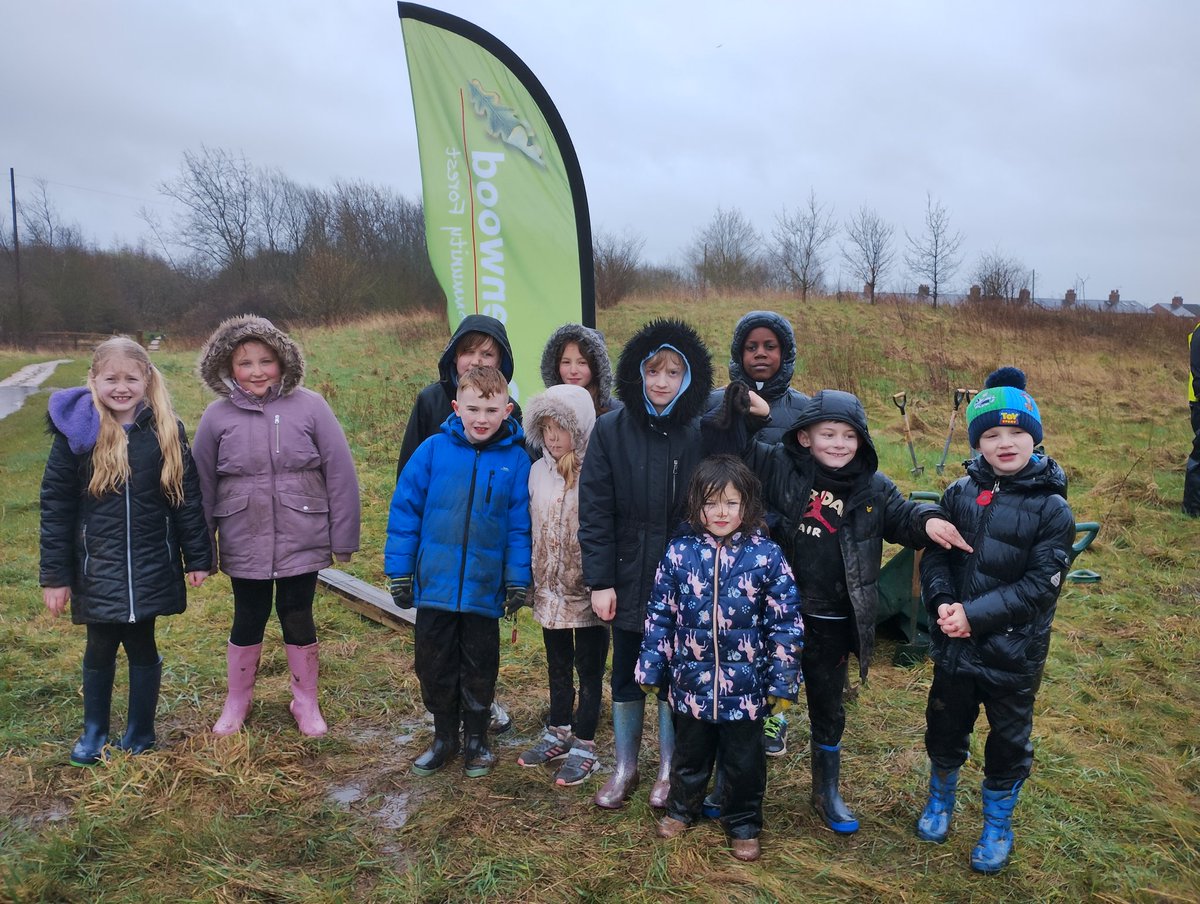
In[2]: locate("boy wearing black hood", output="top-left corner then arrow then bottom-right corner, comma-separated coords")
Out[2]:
579,318 -> 713,811
711,385 -> 970,834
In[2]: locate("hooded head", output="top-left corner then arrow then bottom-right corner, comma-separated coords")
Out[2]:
785,389 -> 878,473
539,323 -> 615,412
727,311 -> 797,401
437,314 -> 515,388
197,315 -> 304,397
615,319 -> 713,427
523,383 -> 597,458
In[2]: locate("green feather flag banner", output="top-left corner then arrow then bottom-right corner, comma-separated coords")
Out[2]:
398,3 -> 595,402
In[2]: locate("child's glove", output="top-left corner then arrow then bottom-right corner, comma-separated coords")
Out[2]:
389,575 -> 414,609
504,585 -> 529,617
640,684 -> 659,697
767,695 -> 792,714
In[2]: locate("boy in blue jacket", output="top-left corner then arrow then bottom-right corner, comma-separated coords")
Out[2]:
386,365 -> 532,778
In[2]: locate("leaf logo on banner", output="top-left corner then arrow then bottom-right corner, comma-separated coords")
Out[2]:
468,79 -> 545,167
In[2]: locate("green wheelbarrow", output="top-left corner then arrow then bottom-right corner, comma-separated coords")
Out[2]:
876,492 -> 1101,666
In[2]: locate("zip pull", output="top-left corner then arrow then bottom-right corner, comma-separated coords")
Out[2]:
976,480 -> 999,506
273,414 -> 281,454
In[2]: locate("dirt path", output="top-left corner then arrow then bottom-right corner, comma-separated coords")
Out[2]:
0,359 -> 73,388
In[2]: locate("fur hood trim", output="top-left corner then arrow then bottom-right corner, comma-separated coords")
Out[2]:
197,315 -> 305,397
539,323 -> 615,410
615,319 -> 713,426
523,384 -> 596,456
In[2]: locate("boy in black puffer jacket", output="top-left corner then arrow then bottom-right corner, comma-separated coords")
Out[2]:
916,367 -> 1074,875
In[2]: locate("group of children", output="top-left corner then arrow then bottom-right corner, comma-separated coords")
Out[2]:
39,309 -> 1073,874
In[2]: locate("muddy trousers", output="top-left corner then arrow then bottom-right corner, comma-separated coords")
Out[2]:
924,667 -> 1036,791
667,714 -> 766,839
414,609 -> 499,721
802,615 -> 857,747
542,625 -> 609,741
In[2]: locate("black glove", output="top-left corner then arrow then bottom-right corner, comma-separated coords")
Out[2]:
389,575 -> 414,609
504,585 -> 528,617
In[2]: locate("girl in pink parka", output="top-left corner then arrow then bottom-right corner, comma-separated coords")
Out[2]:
515,383 -> 607,786
193,315 -> 360,738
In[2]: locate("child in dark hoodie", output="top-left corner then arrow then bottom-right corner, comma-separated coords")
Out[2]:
578,318 -> 713,811
708,384 -> 970,834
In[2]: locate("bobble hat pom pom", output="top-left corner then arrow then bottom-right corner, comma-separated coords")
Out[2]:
966,366 -> 1043,448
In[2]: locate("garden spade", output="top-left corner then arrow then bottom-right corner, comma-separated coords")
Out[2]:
892,391 -> 923,476
935,388 -> 969,475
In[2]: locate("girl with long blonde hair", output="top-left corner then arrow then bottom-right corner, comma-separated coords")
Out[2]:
40,336 -> 211,766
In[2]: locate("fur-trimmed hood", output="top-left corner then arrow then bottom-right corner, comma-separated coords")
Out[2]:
523,383 -> 596,456
615,319 -> 713,427
197,314 -> 305,397
727,310 -> 798,402
539,323 -> 615,411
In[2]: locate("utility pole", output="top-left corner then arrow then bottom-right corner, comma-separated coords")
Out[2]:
9,167 -> 25,343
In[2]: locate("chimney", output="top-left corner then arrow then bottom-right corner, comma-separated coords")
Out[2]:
1107,290 -> 1120,306
1018,288 -> 1031,304
969,285 -> 982,302
917,284 -> 930,298
1172,296 -> 1184,309
1064,289 -> 1076,306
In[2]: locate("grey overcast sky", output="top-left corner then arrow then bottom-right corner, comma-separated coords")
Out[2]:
6,0 -> 1198,307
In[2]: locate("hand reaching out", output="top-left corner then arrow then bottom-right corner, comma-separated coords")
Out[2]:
926,518 -> 973,552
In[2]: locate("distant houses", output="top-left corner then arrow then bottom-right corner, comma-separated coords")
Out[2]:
1148,296 -> 1200,319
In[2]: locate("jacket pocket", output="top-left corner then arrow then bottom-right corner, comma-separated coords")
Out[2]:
213,494 -> 250,519
977,623 -> 1035,673
278,493 -> 330,516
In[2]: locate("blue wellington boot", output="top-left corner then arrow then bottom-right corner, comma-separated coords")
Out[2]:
117,657 -> 162,754
70,663 -> 115,767
971,780 -> 1024,874
915,765 -> 959,842
811,743 -> 859,834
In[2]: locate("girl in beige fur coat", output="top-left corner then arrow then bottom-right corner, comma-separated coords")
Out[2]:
516,383 -> 607,786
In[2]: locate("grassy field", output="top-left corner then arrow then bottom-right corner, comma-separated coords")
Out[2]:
1,296 -> 1197,903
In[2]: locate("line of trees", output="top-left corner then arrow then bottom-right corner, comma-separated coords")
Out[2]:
2,146 -> 1044,341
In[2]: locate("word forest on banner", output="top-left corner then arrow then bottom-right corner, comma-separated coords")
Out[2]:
398,3 -> 595,402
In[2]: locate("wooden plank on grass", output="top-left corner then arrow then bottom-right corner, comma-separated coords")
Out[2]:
318,568 -> 415,630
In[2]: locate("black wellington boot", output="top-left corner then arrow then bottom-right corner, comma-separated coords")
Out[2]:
412,711 -> 461,776
117,657 -> 162,755
70,663 -> 115,767
462,710 -> 496,778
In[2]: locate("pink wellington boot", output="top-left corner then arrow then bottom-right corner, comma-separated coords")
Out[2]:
285,642 -> 328,737
212,642 -> 262,736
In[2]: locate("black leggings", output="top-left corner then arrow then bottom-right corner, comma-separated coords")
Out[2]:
229,573 -> 319,647
542,625 -> 609,741
84,619 -> 159,668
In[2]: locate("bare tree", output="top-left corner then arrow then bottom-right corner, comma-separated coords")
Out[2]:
21,179 -> 82,249
904,192 -> 963,308
687,206 -> 764,291
972,248 -> 1029,302
158,146 -> 256,279
593,228 -> 644,309
772,189 -> 836,302
842,206 -> 895,304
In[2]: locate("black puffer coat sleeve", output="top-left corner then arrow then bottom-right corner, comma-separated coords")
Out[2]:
173,423 -> 213,573
39,431 -> 82,588
578,413 -> 618,591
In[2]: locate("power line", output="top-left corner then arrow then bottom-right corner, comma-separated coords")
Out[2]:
11,172 -> 168,207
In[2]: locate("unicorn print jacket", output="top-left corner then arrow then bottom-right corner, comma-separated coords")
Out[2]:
636,530 -> 803,723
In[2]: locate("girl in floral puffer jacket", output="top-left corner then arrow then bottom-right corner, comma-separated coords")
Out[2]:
636,455 -> 802,862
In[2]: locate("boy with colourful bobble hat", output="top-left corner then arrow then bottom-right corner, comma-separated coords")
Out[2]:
917,366 -> 1074,874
